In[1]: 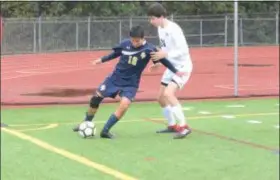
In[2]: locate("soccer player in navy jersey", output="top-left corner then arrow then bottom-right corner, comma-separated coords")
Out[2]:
73,25 -> 185,139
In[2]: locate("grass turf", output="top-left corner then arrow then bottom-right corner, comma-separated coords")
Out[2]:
1,98 -> 279,180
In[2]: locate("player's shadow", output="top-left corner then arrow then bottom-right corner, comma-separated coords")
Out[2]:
21,88 -> 96,97
21,88 -> 143,98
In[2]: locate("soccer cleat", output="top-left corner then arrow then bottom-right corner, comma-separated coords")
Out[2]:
100,131 -> 115,139
156,125 -> 179,133
173,125 -> 192,139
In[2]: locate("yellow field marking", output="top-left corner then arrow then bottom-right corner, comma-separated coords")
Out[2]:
6,112 -> 279,128
8,119 -> 143,127
17,123 -> 58,132
1,128 -> 138,180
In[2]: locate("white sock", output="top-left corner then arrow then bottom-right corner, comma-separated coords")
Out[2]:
171,104 -> 186,127
162,105 -> 176,126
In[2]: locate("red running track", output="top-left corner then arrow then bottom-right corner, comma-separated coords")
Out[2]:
1,46 -> 279,105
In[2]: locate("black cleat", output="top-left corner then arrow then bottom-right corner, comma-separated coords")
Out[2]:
72,124 -> 80,132
100,131 -> 115,139
173,129 -> 192,139
156,125 -> 178,133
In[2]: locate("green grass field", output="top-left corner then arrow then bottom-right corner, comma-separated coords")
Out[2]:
1,98 -> 279,180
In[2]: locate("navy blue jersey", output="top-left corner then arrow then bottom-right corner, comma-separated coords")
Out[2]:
101,39 -> 177,88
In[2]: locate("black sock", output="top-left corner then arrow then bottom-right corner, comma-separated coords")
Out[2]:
84,112 -> 94,121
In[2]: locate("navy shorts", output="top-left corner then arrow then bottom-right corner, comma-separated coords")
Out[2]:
97,77 -> 137,101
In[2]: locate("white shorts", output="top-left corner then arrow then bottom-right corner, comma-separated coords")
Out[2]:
161,65 -> 192,89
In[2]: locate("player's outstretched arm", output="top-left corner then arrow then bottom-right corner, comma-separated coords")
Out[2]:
92,58 -> 102,65
156,58 -> 186,77
92,42 -> 123,65
100,51 -> 121,63
92,50 -> 121,65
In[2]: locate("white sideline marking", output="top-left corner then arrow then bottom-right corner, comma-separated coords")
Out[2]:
198,111 -> 212,115
226,104 -> 245,108
274,125 -> 279,129
214,84 -> 253,90
221,115 -> 236,119
247,120 -> 262,124
7,112 -> 279,129
16,70 -> 47,74
276,103 -> 279,107
9,119 -> 144,127
183,107 -> 193,111
214,84 -> 279,91
18,124 -> 58,132
2,65 -> 112,81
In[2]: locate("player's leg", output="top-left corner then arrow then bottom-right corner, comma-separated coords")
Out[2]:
100,88 -> 136,139
156,70 -> 178,133
165,73 -> 192,139
72,91 -> 104,131
72,78 -> 116,132
100,96 -> 132,139
86,91 -> 103,120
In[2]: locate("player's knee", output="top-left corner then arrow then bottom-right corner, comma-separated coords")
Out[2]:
163,88 -> 174,99
89,93 -> 103,108
118,98 -> 131,113
162,88 -> 170,98
120,98 -> 131,110
164,83 -> 178,98
157,94 -> 165,104
115,100 -> 130,119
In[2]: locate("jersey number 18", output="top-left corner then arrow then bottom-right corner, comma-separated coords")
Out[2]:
128,56 -> 138,66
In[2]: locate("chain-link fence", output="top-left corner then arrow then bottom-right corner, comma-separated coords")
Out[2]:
1,13 -> 279,55
1,13 -> 279,105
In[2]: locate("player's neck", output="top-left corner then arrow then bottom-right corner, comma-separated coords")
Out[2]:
160,18 -> 169,28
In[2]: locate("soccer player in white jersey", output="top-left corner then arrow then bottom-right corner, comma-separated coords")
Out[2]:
147,2 -> 193,139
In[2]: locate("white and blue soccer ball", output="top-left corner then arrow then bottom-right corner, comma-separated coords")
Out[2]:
78,121 -> 97,138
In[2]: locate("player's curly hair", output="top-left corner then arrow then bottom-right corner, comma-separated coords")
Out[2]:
147,2 -> 167,18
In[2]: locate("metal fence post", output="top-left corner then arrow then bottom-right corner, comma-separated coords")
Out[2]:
38,16 -> 42,52
119,20 -> 122,43
76,21 -> 79,50
240,17 -> 243,46
33,21 -> 37,53
170,14 -> 174,21
276,12 -> 279,45
129,17 -> 132,29
200,19 -> 203,47
234,1 -> 239,97
224,15 -> 228,46
88,16 -> 91,50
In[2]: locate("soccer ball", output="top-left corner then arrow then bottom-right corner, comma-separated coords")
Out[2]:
78,121 -> 96,138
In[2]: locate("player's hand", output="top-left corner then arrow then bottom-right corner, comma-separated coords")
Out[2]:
92,58 -> 102,65
149,63 -> 161,72
150,50 -> 167,61
175,71 -> 188,77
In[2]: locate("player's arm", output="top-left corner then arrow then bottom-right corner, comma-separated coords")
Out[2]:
93,44 -> 122,65
100,47 -> 122,63
153,58 -> 178,74
149,46 -> 177,73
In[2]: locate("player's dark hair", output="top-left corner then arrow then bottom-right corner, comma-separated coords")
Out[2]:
147,2 -> 167,18
129,25 -> 144,38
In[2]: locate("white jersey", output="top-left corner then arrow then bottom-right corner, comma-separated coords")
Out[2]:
158,20 -> 193,71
